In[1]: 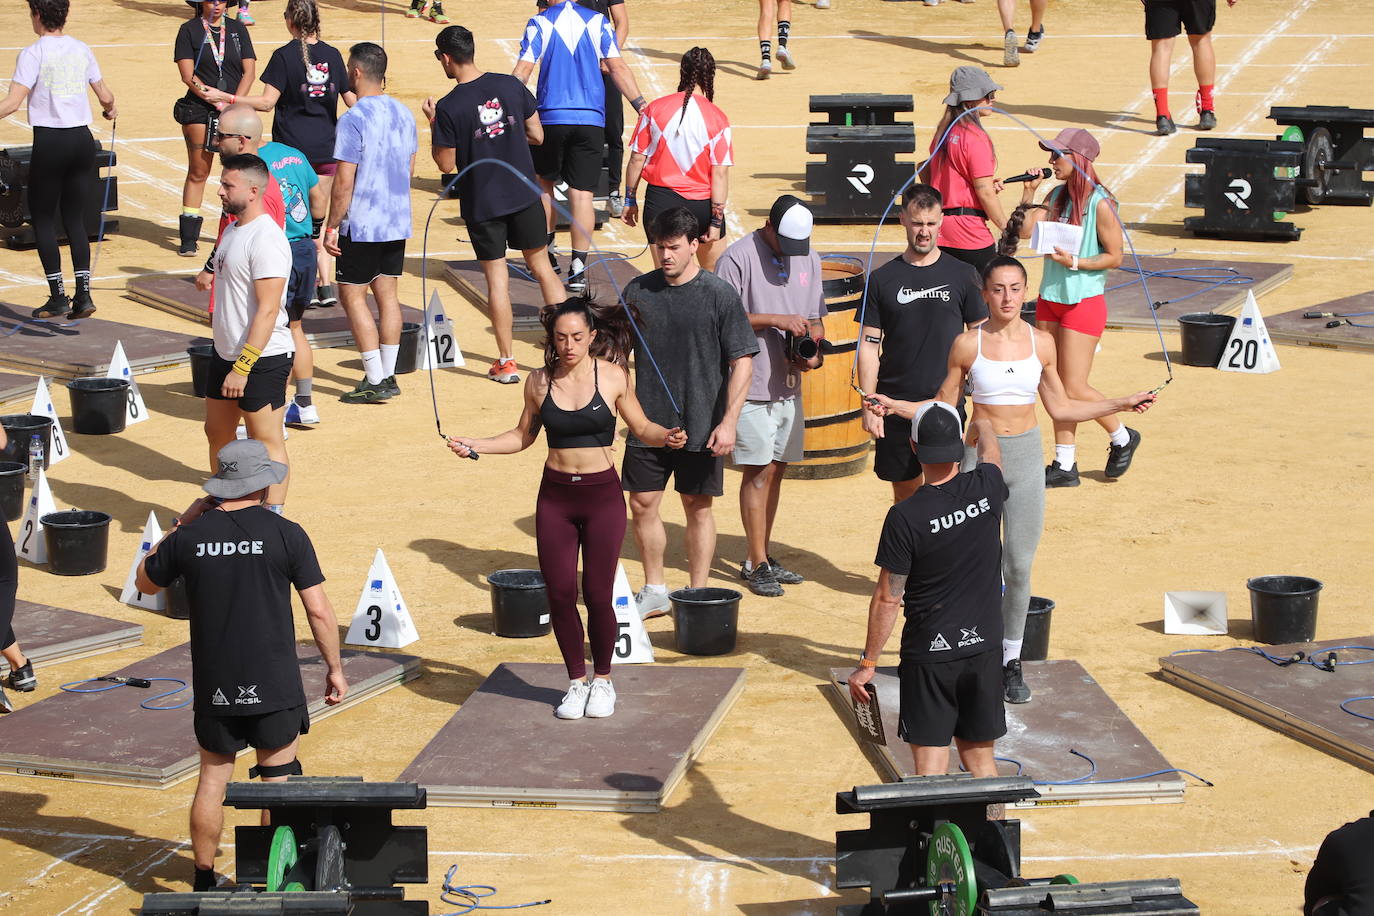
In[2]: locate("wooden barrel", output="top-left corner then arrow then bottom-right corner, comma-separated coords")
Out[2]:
784,255 -> 872,480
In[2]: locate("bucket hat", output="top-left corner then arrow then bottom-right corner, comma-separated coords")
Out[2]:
943,66 -> 1002,106
204,439 -> 287,499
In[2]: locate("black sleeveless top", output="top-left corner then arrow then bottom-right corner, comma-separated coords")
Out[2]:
541,361 -> 616,448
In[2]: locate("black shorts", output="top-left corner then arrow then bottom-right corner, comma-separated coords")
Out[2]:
336,235 -> 405,286
206,351 -> 293,412
172,96 -> 215,127
621,445 -> 724,497
194,704 -> 310,755
286,237 -> 317,322
898,649 -> 1006,748
531,123 -> 605,192
872,406 -> 966,483
642,183 -> 721,241
1144,0 -> 1216,39
469,200 -> 548,262
940,245 -> 996,274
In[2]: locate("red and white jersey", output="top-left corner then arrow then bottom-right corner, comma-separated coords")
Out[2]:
629,91 -> 733,201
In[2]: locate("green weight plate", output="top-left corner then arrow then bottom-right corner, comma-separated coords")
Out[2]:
927,822 -> 977,916
266,824 -> 299,893
1275,126 -> 1305,218
1051,873 -> 1080,885
284,881 -> 307,892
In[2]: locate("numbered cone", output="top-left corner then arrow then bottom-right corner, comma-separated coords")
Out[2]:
346,548 -> 419,648
105,341 -> 149,425
29,378 -> 70,466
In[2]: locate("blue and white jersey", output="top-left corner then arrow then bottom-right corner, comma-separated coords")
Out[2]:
517,0 -> 620,127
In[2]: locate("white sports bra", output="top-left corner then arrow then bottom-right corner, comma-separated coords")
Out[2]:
969,327 -> 1042,406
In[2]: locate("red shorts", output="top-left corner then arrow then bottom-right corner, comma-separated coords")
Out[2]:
312,161 -> 338,178
1036,293 -> 1107,337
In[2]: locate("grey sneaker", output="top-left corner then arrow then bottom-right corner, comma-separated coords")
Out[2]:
340,377 -> 394,403
6,658 -> 36,692
753,556 -> 803,585
635,587 -> 671,620
584,678 -> 616,718
381,375 -> 401,398
555,680 -> 591,719
745,562 -> 784,597
756,58 -> 772,80
1024,28 -> 1044,53
1197,109 -> 1217,131
776,46 -> 796,70
1155,115 -> 1177,136
1004,660 -> 1031,703
1003,29 -> 1020,67
607,194 -> 625,218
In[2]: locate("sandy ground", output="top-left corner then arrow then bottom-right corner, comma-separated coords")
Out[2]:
1,0 -> 1373,913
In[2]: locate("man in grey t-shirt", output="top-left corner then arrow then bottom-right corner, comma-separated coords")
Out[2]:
621,207 -> 758,619
715,195 -> 826,598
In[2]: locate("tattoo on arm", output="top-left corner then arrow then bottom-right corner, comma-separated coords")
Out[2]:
886,573 -> 907,598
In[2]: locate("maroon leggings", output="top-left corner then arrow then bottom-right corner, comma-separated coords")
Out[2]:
535,466 -> 627,679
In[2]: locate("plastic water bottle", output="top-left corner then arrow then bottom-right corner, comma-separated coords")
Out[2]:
27,434 -> 43,481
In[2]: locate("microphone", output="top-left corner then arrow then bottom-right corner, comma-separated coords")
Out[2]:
1003,168 -> 1052,184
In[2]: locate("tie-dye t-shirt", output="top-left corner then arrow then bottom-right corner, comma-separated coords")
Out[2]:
333,95 -> 417,242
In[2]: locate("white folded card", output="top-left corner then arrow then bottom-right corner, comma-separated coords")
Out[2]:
1031,220 -> 1084,256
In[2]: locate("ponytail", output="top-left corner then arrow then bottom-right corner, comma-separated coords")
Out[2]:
540,296 -> 641,373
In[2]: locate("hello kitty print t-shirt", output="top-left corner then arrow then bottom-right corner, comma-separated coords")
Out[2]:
431,72 -> 541,224
261,39 -> 349,165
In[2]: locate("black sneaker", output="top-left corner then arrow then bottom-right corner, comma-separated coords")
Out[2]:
1197,109 -> 1217,131
1155,115 -> 1177,136
381,375 -> 401,398
1104,427 -> 1141,479
68,292 -> 97,320
766,555 -> 804,585
744,562 -> 784,597
1004,660 -> 1031,704
1044,462 -> 1080,488
566,272 -> 587,295
340,377 -> 394,403
178,213 -> 203,257
33,294 -> 70,319
310,287 -> 323,309
319,284 -> 339,307
6,658 -> 36,692
547,248 -> 562,276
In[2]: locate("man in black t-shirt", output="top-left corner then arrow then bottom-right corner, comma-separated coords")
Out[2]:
621,207 -> 758,618
423,26 -> 567,387
1305,810 -> 1374,915
857,184 -> 986,503
136,439 -> 347,892
847,403 -> 1008,777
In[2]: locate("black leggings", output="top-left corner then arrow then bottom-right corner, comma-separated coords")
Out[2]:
29,125 -> 96,279
601,71 -> 623,191
0,516 -> 17,652
534,466 -> 627,680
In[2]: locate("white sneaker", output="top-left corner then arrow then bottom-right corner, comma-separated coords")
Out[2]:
555,680 -> 591,719
585,679 -> 616,718
285,401 -> 320,425
924,0 -> 940,6
815,0 -> 830,8
635,586 -> 671,620
776,46 -> 796,70
1003,29 -> 1020,67
756,58 -> 772,80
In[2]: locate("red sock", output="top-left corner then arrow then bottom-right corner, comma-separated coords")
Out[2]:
1198,84 -> 1215,112
1153,87 -> 1170,119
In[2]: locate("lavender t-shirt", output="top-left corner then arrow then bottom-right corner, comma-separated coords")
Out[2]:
715,232 -> 826,402
12,35 -> 101,129
333,95 -> 418,243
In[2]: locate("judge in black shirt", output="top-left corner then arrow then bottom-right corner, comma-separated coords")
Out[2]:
136,439 -> 347,891
1306,810 -> 1374,916
847,402 -> 1007,777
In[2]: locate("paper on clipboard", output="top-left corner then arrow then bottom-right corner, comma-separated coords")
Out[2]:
1031,221 -> 1083,256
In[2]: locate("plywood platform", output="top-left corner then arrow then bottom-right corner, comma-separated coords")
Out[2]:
0,643 -> 420,788
0,601 -> 143,675
0,303 -> 198,379
0,370 -> 37,408
400,662 -> 745,812
827,661 -> 1187,807
1159,636 -> 1374,772
443,256 -> 642,331
1101,256 -> 1293,332
124,275 -> 423,348
1264,292 -> 1374,354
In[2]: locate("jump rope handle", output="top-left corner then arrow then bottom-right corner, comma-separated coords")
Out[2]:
441,433 -> 480,461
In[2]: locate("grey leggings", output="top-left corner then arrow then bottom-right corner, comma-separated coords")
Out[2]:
962,427 -> 1044,641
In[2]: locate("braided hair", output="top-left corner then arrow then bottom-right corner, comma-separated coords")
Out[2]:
540,296 -> 641,373
675,47 -> 715,130
997,203 -> 1045,256
285,0 -> 322,71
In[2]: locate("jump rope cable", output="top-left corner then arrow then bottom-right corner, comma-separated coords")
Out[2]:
437,863 -> 550,915
1169,645 -> 1374,724
988,748 -> 1213,788
849,105 -> 1179,402
420,158 -> 685,451
59,675 -> 193,710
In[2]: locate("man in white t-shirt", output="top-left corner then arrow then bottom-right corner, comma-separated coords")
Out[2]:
206,153 -> 294,511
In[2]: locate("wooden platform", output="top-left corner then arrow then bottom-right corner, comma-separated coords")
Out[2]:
443,256 -> 642,331
399,662 -> 745,812
1265,291 -> 1374,354
0,370 -> 37,408
1101,256 -> 1293,332
0,303 -> 198,379
0,643 -> 421,788
124,275 -> 423,348
0,601 -> 144,675
827,661 -> 1187,807
1159,636 -> 1374,772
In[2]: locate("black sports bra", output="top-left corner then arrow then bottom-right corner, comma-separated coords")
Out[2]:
541,361 -> 616,449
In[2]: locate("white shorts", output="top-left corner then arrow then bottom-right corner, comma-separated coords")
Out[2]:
732,397 -> 804,466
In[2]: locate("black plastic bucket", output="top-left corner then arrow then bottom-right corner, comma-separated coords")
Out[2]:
1248,575 -> 1322,644
0,414 -> 53,470
0,462 -> 24,522
488,569 -> 551,637
67,378 -> 130,435
394,322 -> 422,375
188,344 -> 216,398
1020,596 -> 1055,661
671,587 -> 741,656
40,510 -> 112,576
1178,313 -> 1236,367
166,575 -> 191,620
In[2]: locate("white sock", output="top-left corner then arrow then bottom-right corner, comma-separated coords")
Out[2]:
380,343 -> 400,378
643,583 -> 667,594
1002,638 -> 1023,666
1109,425 -> 1130,447
1054,445 -> 1076,471
361,349 -> 384,385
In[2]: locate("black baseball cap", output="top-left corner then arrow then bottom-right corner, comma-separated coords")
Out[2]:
768,195 -> 813,258
911,402 -> 964,464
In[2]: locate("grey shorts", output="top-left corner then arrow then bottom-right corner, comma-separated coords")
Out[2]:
732,397 -> 804,466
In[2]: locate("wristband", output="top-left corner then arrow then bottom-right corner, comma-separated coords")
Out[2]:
311,216 -> 324,239
232,343 -> 262,377
623,194 -> 637,209
1070,255 -> 1079,271
631,95 -> 647,113
858,654 -> 878,669
203,254 -> 216,275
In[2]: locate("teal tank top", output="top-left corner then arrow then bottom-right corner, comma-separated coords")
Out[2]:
1038,186 -> 1110,305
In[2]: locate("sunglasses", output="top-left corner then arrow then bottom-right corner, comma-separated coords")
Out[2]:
216,131 -> 251,142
